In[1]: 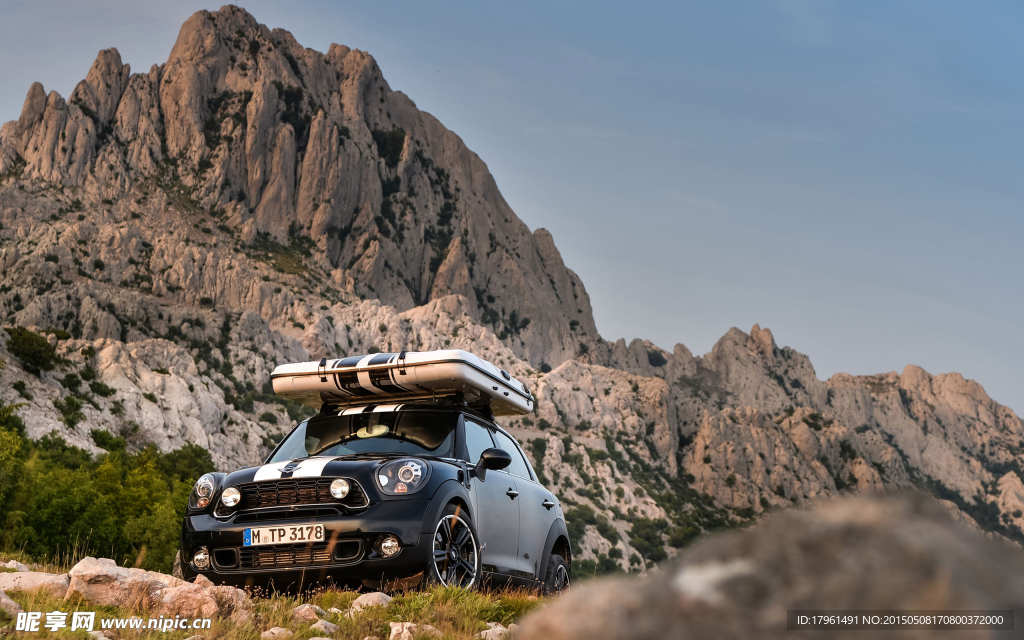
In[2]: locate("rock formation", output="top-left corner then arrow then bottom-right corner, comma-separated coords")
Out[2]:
1,6 -> 1022,571
516,494 -> 1024,640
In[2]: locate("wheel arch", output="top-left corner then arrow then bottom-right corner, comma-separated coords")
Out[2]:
538,518 -> 572,578
422,479 -> 473,533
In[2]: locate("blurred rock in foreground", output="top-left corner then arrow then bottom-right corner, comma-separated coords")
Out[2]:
517,493 -> 1024,640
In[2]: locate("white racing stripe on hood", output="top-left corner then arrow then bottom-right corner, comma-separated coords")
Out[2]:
253,460 -> 292,481
291,456 -> 335,478
252,457 -> 337,480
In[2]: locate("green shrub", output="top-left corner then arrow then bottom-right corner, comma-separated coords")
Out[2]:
142,392 -> 158,404
5,327 -> 57,375
90,429 -> 126,452
12,381 -> 32,401
89,381 -> 116,398
629,518 -> 668,563
92,259 -> 105,271
0,404 -> 214,572
60,373 -> 81,392
52,396 -> 85,428
259,411 -> 279,425
668,525 -> 699,548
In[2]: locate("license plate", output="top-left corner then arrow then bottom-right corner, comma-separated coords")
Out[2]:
243,524 -> 325,546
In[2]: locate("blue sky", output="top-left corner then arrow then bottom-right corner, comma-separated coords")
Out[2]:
2,1 -> 1022,412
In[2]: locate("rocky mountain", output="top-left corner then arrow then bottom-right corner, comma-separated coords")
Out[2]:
2,5 -> 1023,575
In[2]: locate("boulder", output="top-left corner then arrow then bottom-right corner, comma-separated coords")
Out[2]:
195,574 -> 253,623
154,581 -> 219,619
291,603 -> 323,623
346,590 -> 393,617
350,591 -> 392,612
516,494 -> 1024,640
388,622 -> 441,640
0,589 -> 23,616
0,571 -> 70,597
64,557 -> 252,621
479,622 -> 517,639
3,560 -> 30,572
310,619 -> 339,634
261,628 -> 292,639
67,557 -> 181,608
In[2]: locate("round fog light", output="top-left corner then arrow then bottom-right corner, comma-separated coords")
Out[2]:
379,535 -> 401,558
330,478 -> 350,499
221,487 -> 240,507
192,547 -> 210,570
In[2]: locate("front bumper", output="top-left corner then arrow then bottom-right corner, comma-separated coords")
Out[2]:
180,499 -> 432,589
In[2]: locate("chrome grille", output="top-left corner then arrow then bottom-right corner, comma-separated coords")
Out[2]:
237,540 -> 362,569
216,478 -> 366,516
239,542 -> 332,568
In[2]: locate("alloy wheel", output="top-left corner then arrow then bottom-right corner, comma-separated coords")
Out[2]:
432,513 -> 479,588
553,564 -> 570,594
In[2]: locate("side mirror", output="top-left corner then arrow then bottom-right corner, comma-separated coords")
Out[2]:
471,448 -> 511,481
480,448 -> 512,470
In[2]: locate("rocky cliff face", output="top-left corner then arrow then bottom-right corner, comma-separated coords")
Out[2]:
0,5 -> 596,368
2,6 -> 1023,574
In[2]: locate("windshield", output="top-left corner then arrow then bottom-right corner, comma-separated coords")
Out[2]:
269,410 -> 458,462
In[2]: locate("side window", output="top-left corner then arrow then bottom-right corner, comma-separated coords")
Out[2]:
492,430 -> 533,480
464,419 -> 496,463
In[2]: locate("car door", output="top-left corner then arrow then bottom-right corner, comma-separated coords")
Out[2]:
491,429 -> 557,580
463,418 -> 521,576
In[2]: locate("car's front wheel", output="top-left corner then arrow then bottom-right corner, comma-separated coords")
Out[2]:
423,503 -> 480,589
542,554 -> 570,595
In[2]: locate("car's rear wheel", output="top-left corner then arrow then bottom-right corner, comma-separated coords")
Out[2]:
543,554 -> 570,595
423,503 -> 479,589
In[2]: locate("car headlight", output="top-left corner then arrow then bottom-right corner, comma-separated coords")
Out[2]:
377,458 -> 430,495
190,473 -> 218,510
330,478 -> 350,499
221,486 -> 241,508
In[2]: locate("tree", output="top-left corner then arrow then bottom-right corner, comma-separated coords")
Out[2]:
5,327 -> 57,375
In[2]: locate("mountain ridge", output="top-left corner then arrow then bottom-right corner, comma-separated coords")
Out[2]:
1,5 -> 1022,575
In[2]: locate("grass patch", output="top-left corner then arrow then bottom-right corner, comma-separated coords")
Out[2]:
2,583 -> 543,640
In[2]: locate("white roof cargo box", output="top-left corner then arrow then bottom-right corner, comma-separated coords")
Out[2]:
271,349 -> 535,416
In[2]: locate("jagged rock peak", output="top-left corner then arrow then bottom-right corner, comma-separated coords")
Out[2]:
0,4 -> 599,367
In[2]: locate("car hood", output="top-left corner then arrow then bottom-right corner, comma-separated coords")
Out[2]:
224,455 -> 446,485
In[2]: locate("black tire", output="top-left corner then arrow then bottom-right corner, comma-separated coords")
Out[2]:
422,503 -> 480,589
542,554 -> 570,596
172,550 -> 184,579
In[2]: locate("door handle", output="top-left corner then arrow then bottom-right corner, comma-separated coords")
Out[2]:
506,489 -> 519,499
542,500 -> 556,510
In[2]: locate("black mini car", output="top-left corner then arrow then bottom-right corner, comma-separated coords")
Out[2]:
177,402 -> 571,593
